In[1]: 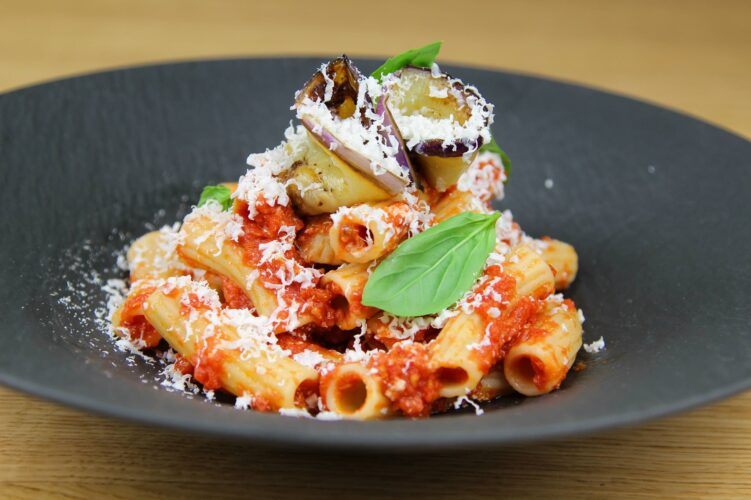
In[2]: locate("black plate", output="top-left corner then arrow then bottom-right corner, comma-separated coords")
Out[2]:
1,58 -> 749,450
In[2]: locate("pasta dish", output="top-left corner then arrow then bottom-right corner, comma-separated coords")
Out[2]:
109,43 -> 587,419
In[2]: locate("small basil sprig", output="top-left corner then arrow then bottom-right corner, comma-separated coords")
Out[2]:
479,136 -> 512,180
372,41 -> 442,82
362,212 -> 500,316
198,184 -> 232,211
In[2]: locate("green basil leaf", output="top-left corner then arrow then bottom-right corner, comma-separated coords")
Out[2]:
362,211 -> 500,316
371,41 -> 442,82
197,184 -> 232,211
479,135 -> 512,180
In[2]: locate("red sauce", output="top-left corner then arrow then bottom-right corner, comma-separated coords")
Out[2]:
339,220 -> 372,251
173,353 -> 193,375
324,281 -> 377,330
471,266 -> 547,372
220,275 -> 254,310
234,199 -> 337,328
337,201 -> 410,255
527,356 -> 548,389
179,292 -> 214,316
277,332 -> 341,363
251,396 -> 276,412
370,343 -> 440,418
367,316 -> 439,350
191,336 -> 225,392
296,216 -> 333,250
118,286 -> 161,349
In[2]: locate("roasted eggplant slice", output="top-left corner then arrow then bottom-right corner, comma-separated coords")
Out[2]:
385,66 -> 493,191
375,94 -> 421,190
294,56 -> 361,120
294,56 -> 413,194
283,133 -> 392,215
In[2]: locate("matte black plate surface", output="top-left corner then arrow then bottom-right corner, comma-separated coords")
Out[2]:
1,58 -> 749,450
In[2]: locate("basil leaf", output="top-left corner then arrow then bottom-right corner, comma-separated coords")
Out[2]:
362,212 -> 500,316
479,135 -> 512,180
372,41 -> 442,81
197,184 -> 232,211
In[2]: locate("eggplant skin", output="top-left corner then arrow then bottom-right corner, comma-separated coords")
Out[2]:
296,55 -> 361,119
412,137 -> 484,158
386,66 -> 491,190
395,67 -> 488,157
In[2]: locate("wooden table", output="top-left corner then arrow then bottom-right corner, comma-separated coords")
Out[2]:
1,1 -> 749,497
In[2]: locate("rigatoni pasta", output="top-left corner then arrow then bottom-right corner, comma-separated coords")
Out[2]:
504,296 -> 583,396
328,201 -> 412,263
106,47 -> 591,421
429,244 -> 555,398
144,281 -> 319,410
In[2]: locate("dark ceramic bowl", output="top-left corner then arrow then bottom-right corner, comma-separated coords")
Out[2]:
1,58 -> 749,450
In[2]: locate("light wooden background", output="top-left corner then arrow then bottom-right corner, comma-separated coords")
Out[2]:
1,0 -> 750,497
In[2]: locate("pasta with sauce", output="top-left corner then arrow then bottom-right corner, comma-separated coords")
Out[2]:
108,47 -> 587,420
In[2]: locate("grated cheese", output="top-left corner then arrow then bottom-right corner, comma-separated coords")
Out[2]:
295,73 -> 409,182
293,349 -> 327,369
583,336 -> 605,354
384,69 -> 494,152
457,151 -> 506,202
234,393 -> 253,410
454,395 -> 484,416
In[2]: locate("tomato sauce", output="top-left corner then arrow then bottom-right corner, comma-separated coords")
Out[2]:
296,216 -> 333,249
324,281 -> 377,328
179,292 -> 215,316
370,343 -> 441,418
339,219 -> 372,252
234,199 -> 338,328
367,316 -> 438,350
191,336 -> 225,392
118,286 -> 161,349
472,266 -> 546,372
277,332 -> 341,362
220,275 -> 254,310
251,396 -> 275,412
173,354 -> 193,375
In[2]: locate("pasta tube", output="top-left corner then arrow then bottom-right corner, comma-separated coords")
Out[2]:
538,238 -> 579,291
127,229 -> 184,282
296,216 -> 343,265
145,287 -> 319,410
470,366 -> 513,401
320,263 -> 377,330
430,244 -> 556,398
111,282 -> 162,348
329,202 -> 411,263
321,362 -> 391,420
432,189 -> 487,223
177,214 -> 278,315
504,298 -> 583,396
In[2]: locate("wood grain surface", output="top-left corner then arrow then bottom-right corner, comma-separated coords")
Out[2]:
1,0 -> 750,497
